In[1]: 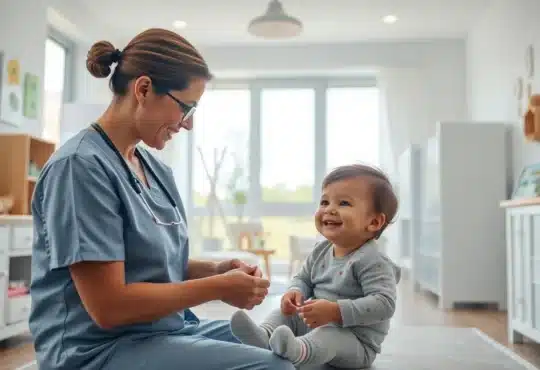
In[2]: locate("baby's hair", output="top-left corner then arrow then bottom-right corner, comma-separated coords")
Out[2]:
322,164 -> 398,239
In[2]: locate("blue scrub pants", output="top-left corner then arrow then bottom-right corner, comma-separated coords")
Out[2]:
102,319 -> 295,370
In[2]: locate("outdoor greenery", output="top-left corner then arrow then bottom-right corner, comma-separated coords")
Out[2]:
193,185 -> 314,206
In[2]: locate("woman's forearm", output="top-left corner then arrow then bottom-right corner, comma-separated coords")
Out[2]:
97,276 -> 224,329
187,259 -> 219,279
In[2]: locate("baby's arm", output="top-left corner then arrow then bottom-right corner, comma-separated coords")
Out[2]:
337,256 -> 398,327
288,252 -> 314,299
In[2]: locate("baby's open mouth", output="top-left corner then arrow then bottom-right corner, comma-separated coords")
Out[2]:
323,221 -> 342,226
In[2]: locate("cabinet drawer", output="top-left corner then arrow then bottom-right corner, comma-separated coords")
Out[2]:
6,295 -> 31,324
0,226 -> 9,273
12,226 -> 33,250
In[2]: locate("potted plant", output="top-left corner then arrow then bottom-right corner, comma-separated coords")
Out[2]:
227,160 -> 248,223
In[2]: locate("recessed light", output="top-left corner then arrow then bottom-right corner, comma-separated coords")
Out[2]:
382,15 -> 398,24
173,20 -> 187,29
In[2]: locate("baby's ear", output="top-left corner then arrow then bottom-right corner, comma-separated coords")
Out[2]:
367,213 -> 386,233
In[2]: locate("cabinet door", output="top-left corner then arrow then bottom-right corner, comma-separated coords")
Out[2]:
530,214 -> 540,331
511,213 -> 527,323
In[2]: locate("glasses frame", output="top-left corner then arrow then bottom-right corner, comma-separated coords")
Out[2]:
167,92 -> 197,122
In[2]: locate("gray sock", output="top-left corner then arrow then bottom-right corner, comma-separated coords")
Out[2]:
230,310 -> 272,349
269,326 -> 331,367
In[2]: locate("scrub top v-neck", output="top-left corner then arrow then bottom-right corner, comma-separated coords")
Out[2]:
28,128 -> 196,370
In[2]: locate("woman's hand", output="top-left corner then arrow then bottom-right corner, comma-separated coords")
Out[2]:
216,258 -> 263,277
219,269 -> 270,310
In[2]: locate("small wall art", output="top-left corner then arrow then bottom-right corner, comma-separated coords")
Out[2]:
515,77 -> 524,116
0,52 -> 23,126
23,72 -> 39,119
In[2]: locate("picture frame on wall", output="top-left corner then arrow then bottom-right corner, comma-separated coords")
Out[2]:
512,162 -> 540,199
0,51 -> 23,126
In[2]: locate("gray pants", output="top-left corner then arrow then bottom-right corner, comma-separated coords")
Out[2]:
262,308 -> 377,369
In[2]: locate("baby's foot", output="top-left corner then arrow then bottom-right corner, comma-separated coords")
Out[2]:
230,310 -> 271,349
269,326 -> 329,367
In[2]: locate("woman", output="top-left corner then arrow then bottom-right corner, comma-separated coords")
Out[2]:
28,28 -> 294,370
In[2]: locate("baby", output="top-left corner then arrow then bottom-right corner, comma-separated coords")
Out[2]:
231,164 -> 401,368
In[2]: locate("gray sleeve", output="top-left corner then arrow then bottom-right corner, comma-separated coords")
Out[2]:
337,256 -> 397,327
288,252 -> 314,298
39,155 -> 125,270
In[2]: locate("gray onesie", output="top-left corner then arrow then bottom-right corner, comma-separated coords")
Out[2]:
258,238 -> 401,368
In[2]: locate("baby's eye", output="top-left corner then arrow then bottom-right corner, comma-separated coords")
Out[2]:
320,199 -> 329,206
339,200 -> 351,206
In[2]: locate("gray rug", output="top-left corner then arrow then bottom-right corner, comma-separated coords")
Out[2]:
16,326 -> 537,370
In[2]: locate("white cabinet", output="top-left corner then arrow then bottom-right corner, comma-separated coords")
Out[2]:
502,200 -> 540,344
413,121 -> 508,310
395,145 -> 422,275
0,215 -> 33,342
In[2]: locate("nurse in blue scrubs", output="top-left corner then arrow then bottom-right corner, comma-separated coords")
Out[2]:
28,28 -> 295,370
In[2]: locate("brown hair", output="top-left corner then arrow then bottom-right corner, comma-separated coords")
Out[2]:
86,28 -> 212,95
322,164 -> 398,239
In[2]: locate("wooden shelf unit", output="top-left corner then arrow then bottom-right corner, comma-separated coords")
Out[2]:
0,134 -> 55,215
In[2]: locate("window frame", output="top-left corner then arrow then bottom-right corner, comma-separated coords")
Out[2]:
42,27 -> 75,142
46,27 -> 75,103
188,76 -> 378,220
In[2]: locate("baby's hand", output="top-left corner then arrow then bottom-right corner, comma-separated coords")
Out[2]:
281,290 -> 304,316
297,299 -> 342,328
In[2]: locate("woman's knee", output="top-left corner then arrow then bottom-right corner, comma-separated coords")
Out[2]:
258,351 -> 295,370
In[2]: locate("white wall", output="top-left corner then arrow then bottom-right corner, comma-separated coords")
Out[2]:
0,0 -> 48,136
467,0 -> 540,183
74,39 -> 468,160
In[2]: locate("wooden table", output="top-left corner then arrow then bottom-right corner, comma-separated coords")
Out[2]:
244,248 -> 275,281
237,231 -> 276,280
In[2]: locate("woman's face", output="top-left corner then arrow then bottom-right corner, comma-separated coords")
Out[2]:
132,76 -> 207,150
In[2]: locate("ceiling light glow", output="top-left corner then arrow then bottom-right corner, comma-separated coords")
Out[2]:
173,20 -> 187,29
382,15 -> 398,24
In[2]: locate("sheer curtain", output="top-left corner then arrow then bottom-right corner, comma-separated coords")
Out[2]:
376,67 -> 428,260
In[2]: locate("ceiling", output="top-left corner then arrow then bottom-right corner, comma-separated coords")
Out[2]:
51,0 -> 494,47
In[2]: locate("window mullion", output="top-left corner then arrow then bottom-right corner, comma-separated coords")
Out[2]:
247,84 -> 261,221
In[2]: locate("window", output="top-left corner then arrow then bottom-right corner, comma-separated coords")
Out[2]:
326,87 -> 380,170
192,89 -> 251,208
260,88 -> 315,203
42,37 -> 67,143
188,80 -> 381,260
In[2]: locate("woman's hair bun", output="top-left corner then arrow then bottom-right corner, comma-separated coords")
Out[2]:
86,41 -> 119,78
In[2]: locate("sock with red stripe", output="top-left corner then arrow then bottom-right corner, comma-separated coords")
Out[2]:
269,326 -> 330,366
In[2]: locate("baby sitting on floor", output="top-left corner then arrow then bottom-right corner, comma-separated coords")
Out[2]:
231,164 -> 402,369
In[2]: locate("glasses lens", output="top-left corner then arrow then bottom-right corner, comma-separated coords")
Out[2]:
182,107 -> 196,122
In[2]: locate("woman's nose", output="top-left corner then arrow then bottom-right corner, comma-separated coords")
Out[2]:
181,116 -> 194,130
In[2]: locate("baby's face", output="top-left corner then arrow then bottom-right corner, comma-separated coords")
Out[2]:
315,177 -> 382,247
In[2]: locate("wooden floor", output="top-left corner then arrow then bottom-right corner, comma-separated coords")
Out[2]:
2,276 -> 540,369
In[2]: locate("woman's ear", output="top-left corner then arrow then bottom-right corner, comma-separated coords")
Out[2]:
133,76 -> 152,104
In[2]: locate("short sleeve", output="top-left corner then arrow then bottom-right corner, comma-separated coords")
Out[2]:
38,155 -> 125,270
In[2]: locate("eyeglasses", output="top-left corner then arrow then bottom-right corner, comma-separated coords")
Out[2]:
167,92 -> 197,122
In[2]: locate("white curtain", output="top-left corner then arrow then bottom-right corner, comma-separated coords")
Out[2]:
376,67 -> 428,261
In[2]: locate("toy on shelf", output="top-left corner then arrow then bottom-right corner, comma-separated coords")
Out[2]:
524,94 -> 540,141
0,195 -> 14,214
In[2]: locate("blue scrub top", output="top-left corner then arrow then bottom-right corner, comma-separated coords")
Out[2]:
29,128 -> 196,370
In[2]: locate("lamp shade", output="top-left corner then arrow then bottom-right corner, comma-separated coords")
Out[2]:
248,0 -> 303,39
